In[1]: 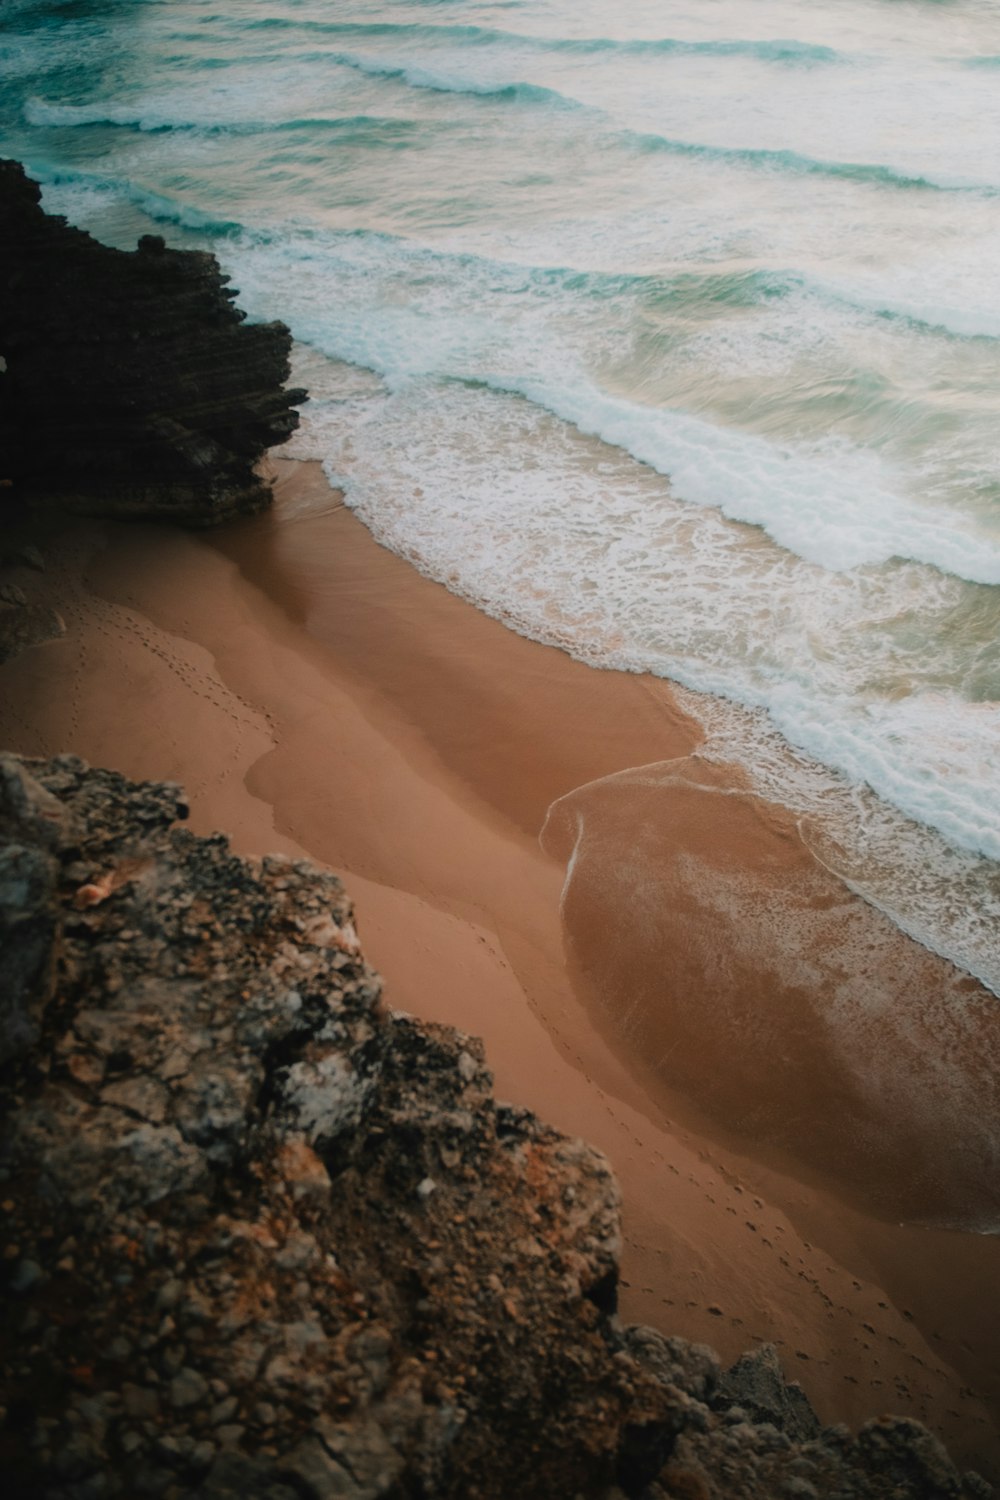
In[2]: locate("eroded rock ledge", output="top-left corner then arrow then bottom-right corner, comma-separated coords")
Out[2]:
0,755 -> 990,1500
0,162 -> 304,525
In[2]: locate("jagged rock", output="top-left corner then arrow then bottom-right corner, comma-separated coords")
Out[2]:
0,756 -> 989,1500
624,1326 -> 721,1405
0,160 -> 305,525
856,1417 -> 964,1496
713,1343 -> 821,1443
655,1406 -> 973,1500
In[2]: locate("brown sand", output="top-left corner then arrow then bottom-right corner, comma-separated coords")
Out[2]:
2,456 -> 998,1477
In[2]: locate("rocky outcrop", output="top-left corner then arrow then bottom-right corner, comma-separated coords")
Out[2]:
0,161 -> 304,525
0,755 -> 990,1500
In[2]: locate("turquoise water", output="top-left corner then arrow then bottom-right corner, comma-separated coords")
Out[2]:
4,0 -> 1000,987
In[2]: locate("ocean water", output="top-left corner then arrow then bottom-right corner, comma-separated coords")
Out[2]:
4,0 -> 1000,990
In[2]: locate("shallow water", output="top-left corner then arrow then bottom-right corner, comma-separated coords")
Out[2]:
3,0 -> 999,988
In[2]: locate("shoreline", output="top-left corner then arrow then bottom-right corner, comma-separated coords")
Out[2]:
2,456 -> 999,1475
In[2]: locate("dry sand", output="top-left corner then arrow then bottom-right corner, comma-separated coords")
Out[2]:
2,455 -> 999,1478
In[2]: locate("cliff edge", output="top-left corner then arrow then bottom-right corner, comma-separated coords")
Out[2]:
0,161 -> 304,526
0,755 -> 990,1500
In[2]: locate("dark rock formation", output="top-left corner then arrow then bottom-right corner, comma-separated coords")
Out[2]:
0,755 -> 990,1500
0,544 -> 64,663
0,161 -> 305,525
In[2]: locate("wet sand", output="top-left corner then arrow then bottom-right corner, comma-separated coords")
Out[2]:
2,455 -> 999,1476
542,756 -> 1000,1229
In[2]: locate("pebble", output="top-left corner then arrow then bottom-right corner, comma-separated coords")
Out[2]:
216,1423 -> 246,1449
191,1439 -> 216,1470
122,1385 -> 160,1421
457,1051 -> 477,1083
210,1396 -> 239,1427
10,1258 -> 44,1292
169,1368 -> 209,1409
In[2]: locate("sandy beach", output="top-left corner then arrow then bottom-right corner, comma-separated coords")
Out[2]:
2,455 -> 999,1477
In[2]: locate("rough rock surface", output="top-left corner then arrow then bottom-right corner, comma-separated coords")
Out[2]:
0,755 -> 990,1500
0,161 -> 304,525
